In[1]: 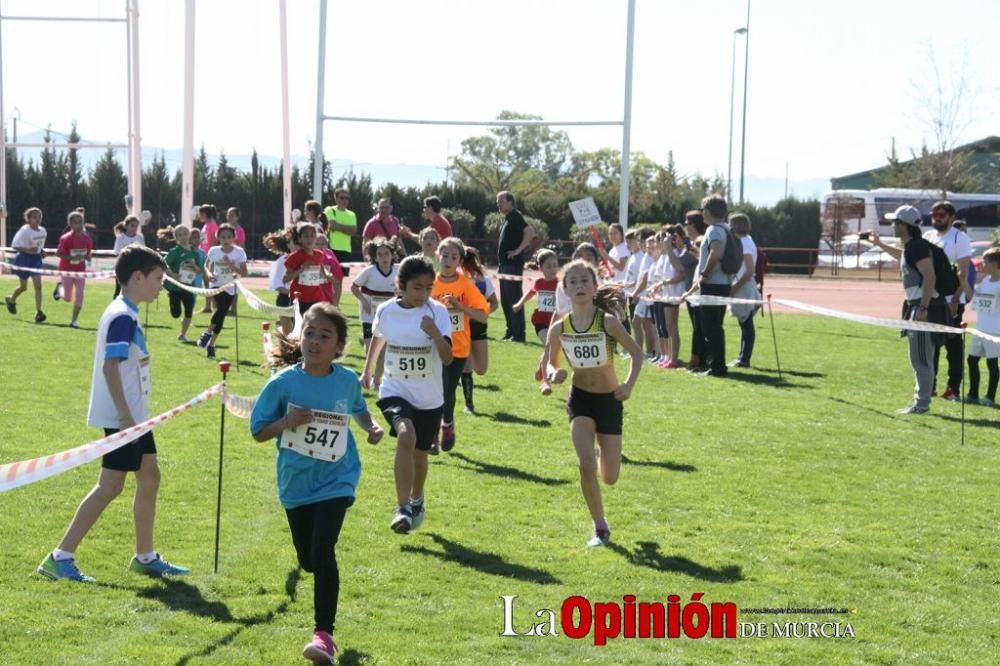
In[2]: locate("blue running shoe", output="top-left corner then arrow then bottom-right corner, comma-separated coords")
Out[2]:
129,553 -> 190,577
37,553 -> 95,583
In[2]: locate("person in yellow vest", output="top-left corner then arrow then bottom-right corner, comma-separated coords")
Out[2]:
323,187 -> 358,276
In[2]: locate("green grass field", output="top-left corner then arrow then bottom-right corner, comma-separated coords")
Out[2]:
0,279 -> 997,665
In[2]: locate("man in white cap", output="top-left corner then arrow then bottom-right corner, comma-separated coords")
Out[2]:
871,205 -> 948,414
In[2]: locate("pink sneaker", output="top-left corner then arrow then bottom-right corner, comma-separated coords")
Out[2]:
664,359 -> 683,369
302,630 -> 337,664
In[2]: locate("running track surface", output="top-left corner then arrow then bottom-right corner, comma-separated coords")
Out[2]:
1,271 -> 977,324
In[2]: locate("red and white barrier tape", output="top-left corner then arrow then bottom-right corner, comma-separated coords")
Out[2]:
772,298 -> 1000,345
0,382 -> 224,493
0,262 -> 116,279
237,280 -> 295,317
223,392 -> 256,419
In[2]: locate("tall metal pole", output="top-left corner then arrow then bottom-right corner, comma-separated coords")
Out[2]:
181,0 -> 195,227
128,0 -> 142,217
728,28 -> 746,204
312,0 -> 328,203
618,0 -> 636,231
279,0 -> 292,229
0,13 -> 7,259
738,0 -> 751,205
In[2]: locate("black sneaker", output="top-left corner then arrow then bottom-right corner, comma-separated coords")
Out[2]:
53,284 -> 62,301
390,505 -> 414,534
464,402 -> 475,415
34,311 -> 46,324
197,330 -> 212,348
5,297 -> 15,315
206,345 -> 216,359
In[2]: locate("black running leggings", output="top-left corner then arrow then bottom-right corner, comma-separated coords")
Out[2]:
967,355 -> 999,401
210,291 -> 234,334
285,496 -> 351,633
168,290 -> 195,320
442,357 -> 467,423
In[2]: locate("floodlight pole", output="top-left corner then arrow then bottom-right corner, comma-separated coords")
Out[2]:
312,0 -> 328,203
279,0 -> 292,229
181,0 -> 196,227
618,0 -> 636,231
127,0 -> 142,217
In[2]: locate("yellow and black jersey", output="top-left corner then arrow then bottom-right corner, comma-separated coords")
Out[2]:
560,311 -> 615,369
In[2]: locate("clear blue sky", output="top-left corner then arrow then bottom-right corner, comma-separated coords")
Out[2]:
2,0 -> 998,200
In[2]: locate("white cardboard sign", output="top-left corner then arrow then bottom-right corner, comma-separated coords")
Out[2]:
568,197 -> 602,228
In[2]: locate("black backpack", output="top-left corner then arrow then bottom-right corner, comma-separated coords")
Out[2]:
913,239 -> 960,296
719,225 -> 744,275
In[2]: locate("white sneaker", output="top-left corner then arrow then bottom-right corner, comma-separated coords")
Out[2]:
408,501 -> 425,531
390,505 -> 413,534
69,320 -> 80,329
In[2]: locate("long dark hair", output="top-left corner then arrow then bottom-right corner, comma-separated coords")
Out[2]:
268,303 -> 349,368
561,259 -> 626,317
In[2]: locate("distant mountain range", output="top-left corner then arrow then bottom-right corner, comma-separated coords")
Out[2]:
10,129 -> 830,205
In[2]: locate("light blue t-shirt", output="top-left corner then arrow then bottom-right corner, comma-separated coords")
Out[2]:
697,222 -> 731,285
250,363 -> 368,509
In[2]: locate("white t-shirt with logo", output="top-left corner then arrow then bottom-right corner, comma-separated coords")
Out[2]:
12,224 -> 47,253
113,232 -> 145,255
735,235 -> 759,283
972,275 -> 1000,334
88,298 -> 150,428
624,249 -> 646,290
207,245 -> 248,294
372,298 -> 452,410
926,227 -> 972,301
609,241 -> 630,283
353,264 -> 400,323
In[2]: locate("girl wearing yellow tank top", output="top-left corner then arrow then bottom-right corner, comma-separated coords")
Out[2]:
545,260 -> 643,547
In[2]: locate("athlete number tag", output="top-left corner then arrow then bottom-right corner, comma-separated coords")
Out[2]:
69,248 -> 88,264
178,267 -> 197,284
972,292 -> 997,314
138,355 -> 152,396
282,403 -> 349,462
216,263 -> 234,283
563,333 -> 609,369
299,265 -> 325,286
384,344 -> 433,379
448,309 -> 465,333
370,295 -> 391,313
537,290 -> 556,313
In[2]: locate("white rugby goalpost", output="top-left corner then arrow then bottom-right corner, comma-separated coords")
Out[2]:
309,0 -> 637,231
0,1 -> 143,259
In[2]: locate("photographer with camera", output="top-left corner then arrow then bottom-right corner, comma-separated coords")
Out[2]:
871,205 -> 948,414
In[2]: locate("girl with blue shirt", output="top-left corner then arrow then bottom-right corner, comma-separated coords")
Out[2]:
250,303 -> 383,665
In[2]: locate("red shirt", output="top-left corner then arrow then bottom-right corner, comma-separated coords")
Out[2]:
427,214 -> 452,239
284,249 -> 344,303
362,215 -> 402,241
531,277 -> 560,326
57,231 -> 95,272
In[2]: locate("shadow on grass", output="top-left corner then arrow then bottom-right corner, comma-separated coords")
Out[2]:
446,451 -> 570,486
102,567 -> 304,665
752,366 -> 826,379
796,328 -> 888,342
473,383 -> 501,392
400,533 -> 560,585
826,396 -> 935,427
927,412 -> 1000,429
608,541 -> 744,582
722,371 -> 810,389
43,322 -> 98,331
338,649 -> 374,666
482,411 -> 552,427
620,454 -> 696,472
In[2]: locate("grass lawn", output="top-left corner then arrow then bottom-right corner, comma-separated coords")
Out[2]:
0,279 -> 997,665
